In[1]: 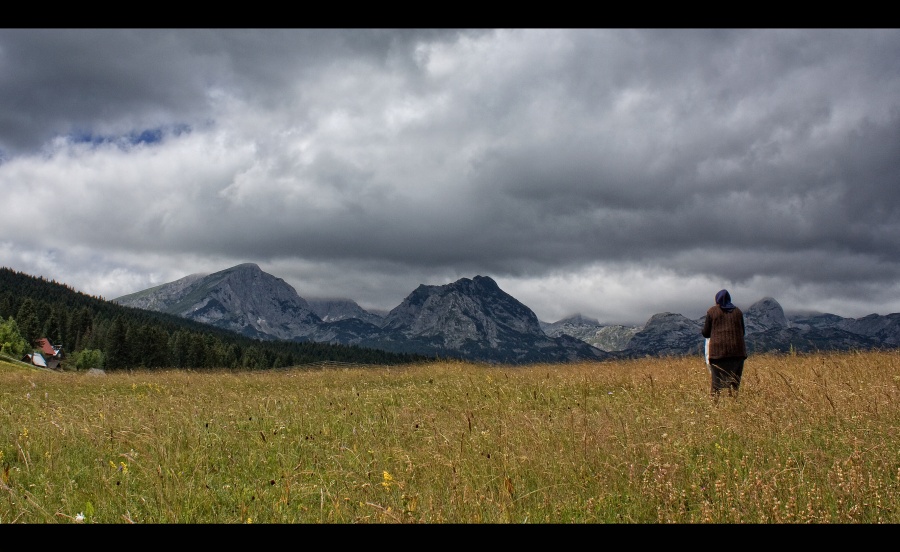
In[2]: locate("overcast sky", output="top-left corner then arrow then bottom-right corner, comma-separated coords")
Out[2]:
2,29 -> 900,326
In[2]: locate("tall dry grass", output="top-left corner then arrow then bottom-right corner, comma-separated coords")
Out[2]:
1,349 -> 899,523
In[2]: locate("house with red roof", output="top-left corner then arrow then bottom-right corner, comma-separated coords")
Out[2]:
22,338 -> 63,370
37,338 -> 61,359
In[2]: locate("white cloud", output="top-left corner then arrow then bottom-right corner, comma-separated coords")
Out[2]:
2,29 -> 900,325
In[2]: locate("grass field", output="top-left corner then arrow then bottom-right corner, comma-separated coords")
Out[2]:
2,349 -> 899,523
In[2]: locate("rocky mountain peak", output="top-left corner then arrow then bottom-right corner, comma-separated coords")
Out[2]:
745,296 -> 789,334
231,262 -> 261,271
383,275 -> 543,341
114,263 -> 320,340
557,313 -> 601,326
376,275 -> 604,362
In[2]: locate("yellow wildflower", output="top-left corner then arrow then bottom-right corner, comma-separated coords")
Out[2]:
382,470 -> 394,489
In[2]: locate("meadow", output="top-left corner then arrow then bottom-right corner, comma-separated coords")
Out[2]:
1,349 -> 899,523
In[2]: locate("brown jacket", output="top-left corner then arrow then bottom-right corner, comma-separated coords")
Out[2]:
701,306 -> 747,360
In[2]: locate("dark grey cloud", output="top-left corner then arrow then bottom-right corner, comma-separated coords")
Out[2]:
0,29 -> 477,155
2,29 -> 900,325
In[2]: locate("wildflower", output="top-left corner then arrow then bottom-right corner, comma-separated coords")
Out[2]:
75,512 -> 85,523
382,470 -> 394,489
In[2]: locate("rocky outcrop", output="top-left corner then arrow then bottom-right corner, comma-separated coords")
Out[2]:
541,313 -> 600,336
835,313 -> 900,348
541,314 -> 640,351
593,325 -> 644,352
306,298 -> 385,326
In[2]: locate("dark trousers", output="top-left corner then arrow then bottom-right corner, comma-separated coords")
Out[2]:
709,357 -> 745,397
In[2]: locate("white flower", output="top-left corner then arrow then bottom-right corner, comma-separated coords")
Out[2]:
75,512 -> 85,523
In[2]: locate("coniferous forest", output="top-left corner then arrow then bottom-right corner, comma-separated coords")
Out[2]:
0,267 -> 430,371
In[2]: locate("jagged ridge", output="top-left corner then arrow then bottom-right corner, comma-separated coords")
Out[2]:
115,264 -> 900,362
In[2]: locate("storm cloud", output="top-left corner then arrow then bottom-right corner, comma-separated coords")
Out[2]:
2,29 -> 899,325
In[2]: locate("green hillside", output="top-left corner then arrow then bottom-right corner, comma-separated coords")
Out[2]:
0,355 -> 40,373
0,267 -> 430,371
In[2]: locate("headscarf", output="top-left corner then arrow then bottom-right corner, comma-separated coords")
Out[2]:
715,289 -> 736,312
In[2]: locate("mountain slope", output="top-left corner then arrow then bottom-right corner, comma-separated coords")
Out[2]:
114,263 -> 321,340
306,298 -> 385,326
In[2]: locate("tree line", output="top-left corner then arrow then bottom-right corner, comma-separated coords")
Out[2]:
0,267 -> 430,371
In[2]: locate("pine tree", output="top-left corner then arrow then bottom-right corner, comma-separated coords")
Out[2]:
104,315 -> 128,370
16,298 -> 41,347
43,306 -> 65,350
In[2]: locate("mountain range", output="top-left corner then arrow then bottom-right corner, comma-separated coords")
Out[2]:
113,263 -> 900,363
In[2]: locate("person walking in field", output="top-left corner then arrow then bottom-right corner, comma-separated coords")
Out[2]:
701,289 -> 747,399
